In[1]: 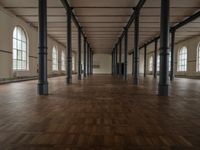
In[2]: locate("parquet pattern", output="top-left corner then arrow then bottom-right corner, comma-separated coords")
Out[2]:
0,75 -> 200,150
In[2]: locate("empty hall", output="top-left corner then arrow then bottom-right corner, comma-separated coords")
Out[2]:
0,0 -> 200,149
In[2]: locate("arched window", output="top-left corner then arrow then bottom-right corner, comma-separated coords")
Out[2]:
178,46 -> 187,72
72,53 -> 75,72
52,46 -> 58,71
61,51 -> 65,71
168,52 -> 171,71
149,56 -> 153,72
13,26 -> 28,70
197,43 -> 200,72
157,55 -> 160,71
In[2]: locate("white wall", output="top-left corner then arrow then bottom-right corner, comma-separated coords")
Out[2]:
0,7 -> 68,79
93,54 -> 111,74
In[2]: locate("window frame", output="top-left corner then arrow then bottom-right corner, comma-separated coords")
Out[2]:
177,46 -> 187,72
149,56 -> 153,72
157,55 -> 160,72
52,46 -> 59,71
61,51 -> 66,71
12,26 -> 29,71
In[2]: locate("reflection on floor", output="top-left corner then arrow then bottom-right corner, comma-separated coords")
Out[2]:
0,75 -> 200,149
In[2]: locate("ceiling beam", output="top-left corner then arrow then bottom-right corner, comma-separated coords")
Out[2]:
171,10 -> 200,31
129,10 -> 200,54
113,0 -> 146,51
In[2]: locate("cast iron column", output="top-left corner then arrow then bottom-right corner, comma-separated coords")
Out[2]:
87,43 -> 90,76
84,38 -> 87,77
112,52 -> 114,75
124,28 -> 128,80
153,39 -> 158,78
132,52 -> 134,76
91,51 -> 93,75
159,0 -> 170,96
113,49 -> 116,75
133,11 -> 140,85
66,7 -> 72,84
38,0 -> 48,95
116,44 -> 118,75
78,27 -> 82,80
88,48 -> 90,75
113,49 -> 115,75
90,49 -> 92,75
88,48 -> 91,75
144,45 -> 147,77
115,46 -> 118,75
119,39 -> 122,77
170,30 -> 175,81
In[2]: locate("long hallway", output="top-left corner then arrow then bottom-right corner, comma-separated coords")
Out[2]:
0,75 -> 200,149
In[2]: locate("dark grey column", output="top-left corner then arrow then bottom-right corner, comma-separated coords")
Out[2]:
144,45 -> 147,77
113,49 -> 116,75
91,51 -> 93,75
153,39 -> 158,78
112,51 -> 114,75
38,0 -> 48,95
124,28 -> 128,80
66,7 -> 72,84
132,52 -> 134,76
159,0 -> 170,96
78,27 -> 82,80
115,46 -> 118,75
119,39 -> 122,76
84,38 -> 87,77
90,49 -> 92,75
89,49 -> 91,75
133,11 -> 140,85
87,43 -> 90,76
88,48 -> 91,75
170,30 -> 175,81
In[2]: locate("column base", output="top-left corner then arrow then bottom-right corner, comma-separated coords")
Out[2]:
123,75 -> 127,80
170,75 -> 174,81
67,77 -> 72,84
78,75 -> 82,80
158,84 -> 169,96
133,77 -> 139,85
38,82 -> 48,95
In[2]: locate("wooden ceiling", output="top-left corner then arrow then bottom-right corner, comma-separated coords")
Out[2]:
0,0 -> 200,53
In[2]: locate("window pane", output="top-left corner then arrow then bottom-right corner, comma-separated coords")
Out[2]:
149,56 -> 153,71
178,47 -> 187,71
13,49 -> 17,59
18,50 -> 22,60
13,26 -> 28,70
18,40 -> 22,50
22,32 -> 26,42
13,60 -> 17,69
22,42 -> 26,51
13,39 -> 17,49
18,28 -> 22,40
22,52 -> 26,60
18,61 -> 22,69
22,61 -> 26,70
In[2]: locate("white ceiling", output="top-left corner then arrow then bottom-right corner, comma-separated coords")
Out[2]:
0,0 -> 200,53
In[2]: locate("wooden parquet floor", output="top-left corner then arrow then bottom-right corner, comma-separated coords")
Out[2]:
0,75 -> 200,150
